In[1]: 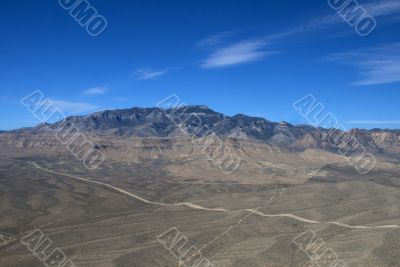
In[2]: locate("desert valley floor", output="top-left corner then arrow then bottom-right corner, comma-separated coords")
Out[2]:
1,144 -> 400,267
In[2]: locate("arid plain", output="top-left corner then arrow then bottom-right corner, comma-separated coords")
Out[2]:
1,133 -> 400,266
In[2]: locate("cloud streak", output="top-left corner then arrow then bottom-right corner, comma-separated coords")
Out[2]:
200,40 -> 277,69
134,68 -> 169,80
312,0 -> 400,29
113,97 -> 129,102
326,42 -> 400,85
83,86 -> 108,95
195,31 -> 234,49
51,99 -> 99,114
197,1 -> 400,70
274,0 -> 400,38
363,0 -> 400,17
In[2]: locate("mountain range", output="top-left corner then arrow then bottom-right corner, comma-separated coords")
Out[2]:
2,105 -> 399,156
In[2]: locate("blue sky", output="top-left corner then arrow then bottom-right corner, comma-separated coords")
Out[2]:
1,0 -> 400,130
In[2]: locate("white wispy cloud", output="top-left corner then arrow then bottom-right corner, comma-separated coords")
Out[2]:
347,120 -> 400,124
200,40 -> 277,69
326,42 -> 400,85
197,0 -> 400,70
276,0 -> 400,38
363,0 -> 400,17
310,0 -> 400,29
134,68 -> 169,80
51,99 -> 99,114
195,31 -> 235,49
113,97 -> 129,102
83,86 -> 108,95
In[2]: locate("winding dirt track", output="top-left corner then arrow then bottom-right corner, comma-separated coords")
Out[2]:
31,162 -> 400,230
